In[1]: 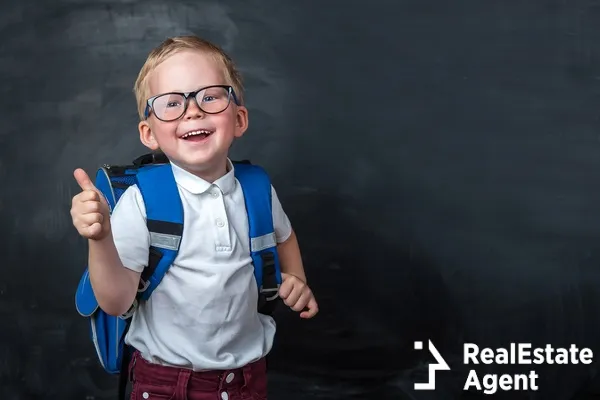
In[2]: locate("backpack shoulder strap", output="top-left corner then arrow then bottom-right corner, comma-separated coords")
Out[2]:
114,159 -> 183,400
133,163 -> 184,302
233,162 -> 282,314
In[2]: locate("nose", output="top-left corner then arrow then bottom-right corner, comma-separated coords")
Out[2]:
184,97 -> 204,120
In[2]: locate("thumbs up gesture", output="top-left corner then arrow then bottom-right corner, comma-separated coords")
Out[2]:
70,168 -> 111,240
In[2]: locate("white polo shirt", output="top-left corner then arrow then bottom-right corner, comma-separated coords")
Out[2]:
109,159 -> 292,371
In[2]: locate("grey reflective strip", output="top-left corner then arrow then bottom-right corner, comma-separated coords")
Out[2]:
150,232 -> 181,250
90,319 -> 106,370
251,232 -> 276,252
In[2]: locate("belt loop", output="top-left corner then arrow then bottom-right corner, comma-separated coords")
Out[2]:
241,362 -> 252,396
128,351 -> 138,383
174,368 -> 192,400
218,371 -> 226,392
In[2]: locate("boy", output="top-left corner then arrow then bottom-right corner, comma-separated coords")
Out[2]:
70,35 -> 318,400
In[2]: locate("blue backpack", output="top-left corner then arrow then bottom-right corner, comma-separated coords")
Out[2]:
74,152 -> 282,397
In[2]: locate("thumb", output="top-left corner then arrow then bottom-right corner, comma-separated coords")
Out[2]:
300,297 -> 318,319
74,168 -> 96,191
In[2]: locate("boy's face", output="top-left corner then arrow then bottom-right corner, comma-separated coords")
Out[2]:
138,50 -> 248,178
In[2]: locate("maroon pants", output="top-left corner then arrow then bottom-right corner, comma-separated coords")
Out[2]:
128,351 -> 268,400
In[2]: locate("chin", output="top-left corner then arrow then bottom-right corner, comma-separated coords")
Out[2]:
176,153 -> 227,171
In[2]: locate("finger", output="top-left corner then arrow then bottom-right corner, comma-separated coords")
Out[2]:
71,201 -> 99,218
72,191 -> 95,207
74,168 -> 96,191
291,290 -> 312,312
283,285 -> 304,308
78,190 -> 100,203
300,297 -> 319,319
77,212 -> 104,227
77,187 -> 108,209
84,222 -> 102,238
81,199 -> 103,214
278,278 -> 295,299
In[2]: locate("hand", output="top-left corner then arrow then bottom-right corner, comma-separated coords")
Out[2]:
278,272 -> 319,318
70,168 -> 111,240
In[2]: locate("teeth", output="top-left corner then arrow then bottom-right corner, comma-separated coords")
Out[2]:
182,130 -> 212,139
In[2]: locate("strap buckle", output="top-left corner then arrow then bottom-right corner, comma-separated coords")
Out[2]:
260,284 -> 280,301
137,279 -> 150,293
133,151 -> 168,166
119,298 -> 138,319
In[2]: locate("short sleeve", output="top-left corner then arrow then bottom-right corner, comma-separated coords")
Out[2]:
271,185 -> 292,243
110,185 -> 150,273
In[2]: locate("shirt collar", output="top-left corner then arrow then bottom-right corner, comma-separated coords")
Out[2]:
170,159 -> 236,195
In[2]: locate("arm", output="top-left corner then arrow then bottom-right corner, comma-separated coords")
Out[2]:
270,185 -> 318,318
277,229 -> 307,283
88,234 -> 141,316
71,168 -> 148,316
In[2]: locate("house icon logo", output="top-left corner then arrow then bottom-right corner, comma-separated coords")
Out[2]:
414,340 -> 450,390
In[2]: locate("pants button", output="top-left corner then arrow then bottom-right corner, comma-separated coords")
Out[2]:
221,392 -> 229,400
225,372 -> 234,383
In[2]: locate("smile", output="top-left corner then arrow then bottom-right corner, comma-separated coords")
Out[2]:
181,129 -> 214,140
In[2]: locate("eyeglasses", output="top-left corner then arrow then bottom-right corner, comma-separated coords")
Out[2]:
144,85 -> 240,122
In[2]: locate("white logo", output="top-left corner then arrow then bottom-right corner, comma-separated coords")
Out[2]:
414,340 -> 451,390
414,341 -> 594,394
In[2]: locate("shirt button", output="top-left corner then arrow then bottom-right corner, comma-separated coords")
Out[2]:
212,191 -> 219,198
225,372 -> 234,383
216,218 -> 225,227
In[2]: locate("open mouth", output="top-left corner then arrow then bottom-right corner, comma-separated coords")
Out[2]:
180,129 -> 214,141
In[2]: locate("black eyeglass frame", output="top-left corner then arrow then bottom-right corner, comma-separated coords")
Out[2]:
144,84 -> 240,121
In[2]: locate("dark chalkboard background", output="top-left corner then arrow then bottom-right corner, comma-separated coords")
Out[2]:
2,0 -> 600,399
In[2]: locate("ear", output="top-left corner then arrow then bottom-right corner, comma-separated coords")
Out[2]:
138,120 -> 160,150
234,105 -> 249,138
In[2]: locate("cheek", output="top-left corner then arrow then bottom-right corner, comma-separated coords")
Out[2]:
151,123 -> 178,143
215,115 -> 233,126
213,113 -> 238,132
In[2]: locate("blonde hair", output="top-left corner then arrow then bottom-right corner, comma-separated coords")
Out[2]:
133,35 -> 244,120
